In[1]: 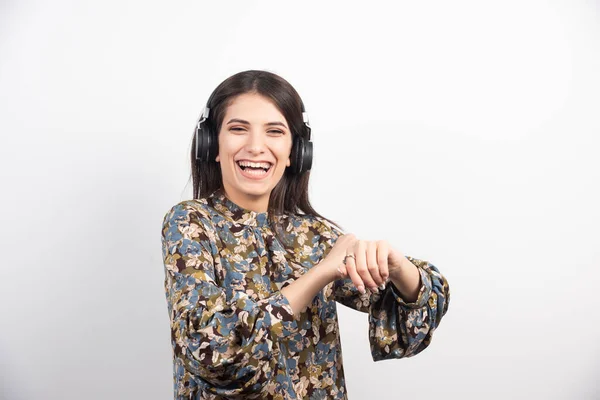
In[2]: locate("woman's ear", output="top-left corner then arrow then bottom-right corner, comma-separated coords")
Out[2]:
216,155 -> 220,162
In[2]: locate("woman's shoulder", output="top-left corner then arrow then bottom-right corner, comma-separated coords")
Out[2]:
278,213 -> 343,238
276,212 -> 319,228
302,214 -> 344,236
161,198 -> 213,228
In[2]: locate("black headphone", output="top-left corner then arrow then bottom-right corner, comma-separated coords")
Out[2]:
195,93 -> 313,175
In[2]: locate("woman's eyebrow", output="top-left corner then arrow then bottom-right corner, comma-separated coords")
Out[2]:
226,118 -> 288,128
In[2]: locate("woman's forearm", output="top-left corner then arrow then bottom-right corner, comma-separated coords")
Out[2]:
281,260 -> 336,318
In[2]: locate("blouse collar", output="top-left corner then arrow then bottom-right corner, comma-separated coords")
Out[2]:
208,188 -> 270,228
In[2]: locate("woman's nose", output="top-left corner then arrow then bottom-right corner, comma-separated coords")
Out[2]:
245,131 -> 266,153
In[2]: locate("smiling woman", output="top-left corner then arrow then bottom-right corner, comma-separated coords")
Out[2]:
160,70 -> 450,399
214,93 -> 293,208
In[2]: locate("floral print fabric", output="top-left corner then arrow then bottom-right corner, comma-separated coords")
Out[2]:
160,189 -> 450,399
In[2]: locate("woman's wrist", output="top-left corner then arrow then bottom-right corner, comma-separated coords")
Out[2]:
281,259 -> 337,317
315,258 -> 340,284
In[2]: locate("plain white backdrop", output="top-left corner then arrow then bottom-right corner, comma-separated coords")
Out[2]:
1,1 -> 599,399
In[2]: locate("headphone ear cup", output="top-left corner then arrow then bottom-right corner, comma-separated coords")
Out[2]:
291,135 -> 304,175
196,123 -> 218,162
208,127 -> 218,162
302,140 -> 313,172
290,132 -> 313,175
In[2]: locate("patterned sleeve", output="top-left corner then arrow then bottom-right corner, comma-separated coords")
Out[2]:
161,203 -> 296,397
316,217 -> 450,360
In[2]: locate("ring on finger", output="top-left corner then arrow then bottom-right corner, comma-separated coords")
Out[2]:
343,254 -> 356,264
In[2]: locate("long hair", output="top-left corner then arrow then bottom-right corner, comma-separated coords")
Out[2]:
189,69 -> 344,236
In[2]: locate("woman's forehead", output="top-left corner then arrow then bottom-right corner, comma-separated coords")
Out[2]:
224,93 -> 287,125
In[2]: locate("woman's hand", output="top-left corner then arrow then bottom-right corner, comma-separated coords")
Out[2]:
338,238 -> 406,294
321,234 -> 406,294
320,233 -> 358,282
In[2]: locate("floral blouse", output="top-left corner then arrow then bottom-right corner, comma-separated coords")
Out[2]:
160,189 -> 450,399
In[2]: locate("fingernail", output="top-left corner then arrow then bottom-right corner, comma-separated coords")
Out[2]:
357,285 -> 366,294
379,283 -> 386,290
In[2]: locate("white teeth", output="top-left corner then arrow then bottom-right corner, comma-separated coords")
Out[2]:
236,161 -> 272,169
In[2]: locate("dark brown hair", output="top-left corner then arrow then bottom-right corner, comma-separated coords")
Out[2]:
189,69 -> 343,235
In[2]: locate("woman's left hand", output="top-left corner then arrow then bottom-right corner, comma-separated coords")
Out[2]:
337,239 -> 406,294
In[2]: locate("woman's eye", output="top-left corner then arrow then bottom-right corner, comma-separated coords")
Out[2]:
230,128 -> 284,135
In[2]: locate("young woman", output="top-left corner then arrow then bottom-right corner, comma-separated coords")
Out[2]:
161,70 -> 450,399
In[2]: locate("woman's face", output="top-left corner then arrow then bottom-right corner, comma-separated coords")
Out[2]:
215,92 -> 293,212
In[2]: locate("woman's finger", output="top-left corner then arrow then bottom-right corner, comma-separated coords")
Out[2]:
337,262 -> 347,277
377,240 -> 390,281
367,241 -> 384,286
355,240 -> 378,291
334,234 -> 354,278
344,250 -> 366,294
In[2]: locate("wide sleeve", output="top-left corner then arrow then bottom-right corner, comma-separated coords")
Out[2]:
315,217 -> 450,361
161,202 -> 297,397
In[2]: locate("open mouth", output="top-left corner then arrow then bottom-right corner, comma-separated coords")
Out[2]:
236,161 -> 273,179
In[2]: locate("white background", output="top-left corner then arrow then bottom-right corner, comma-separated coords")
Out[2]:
1,1 -> 599,399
